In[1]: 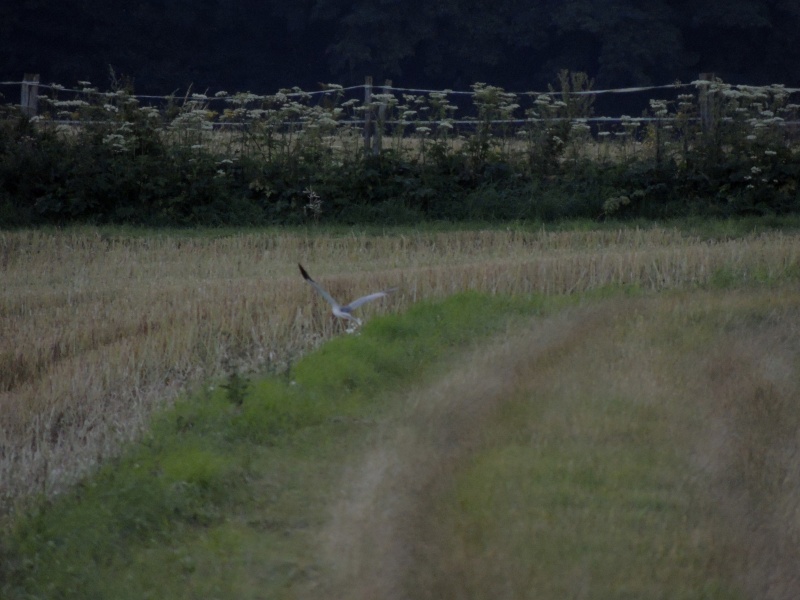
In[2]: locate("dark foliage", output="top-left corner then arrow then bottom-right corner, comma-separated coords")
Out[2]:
2,109 -> 799,228
2,0 -> 800,97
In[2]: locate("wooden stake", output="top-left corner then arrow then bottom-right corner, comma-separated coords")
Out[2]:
363,76 -> 373,154
698,72 -> 715,134
21,73 -> 40,117
372,79 -> 392,156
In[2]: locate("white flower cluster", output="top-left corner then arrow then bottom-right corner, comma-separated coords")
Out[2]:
102,122 -> 134,154
303,187 -> 323,221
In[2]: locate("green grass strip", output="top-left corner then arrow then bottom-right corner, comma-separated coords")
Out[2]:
0,292 -> 545,599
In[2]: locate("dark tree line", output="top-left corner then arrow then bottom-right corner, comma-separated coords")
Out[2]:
2,0 -> 799,96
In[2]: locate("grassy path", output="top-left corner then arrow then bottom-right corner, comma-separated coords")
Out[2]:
3,284 -> 799,598
321,286 -> 800,599
0,293 -> 546,598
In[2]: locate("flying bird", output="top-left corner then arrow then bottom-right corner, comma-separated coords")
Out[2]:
299,264 -> 396,327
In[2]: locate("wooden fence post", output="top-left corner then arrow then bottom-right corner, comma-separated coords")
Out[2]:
698,72 -> 715,134
21,73 -> 40,117
372,79 -> 392,156
363,76 -> 373,154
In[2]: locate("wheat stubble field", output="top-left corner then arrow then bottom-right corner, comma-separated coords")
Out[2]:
2,223 -> 800,598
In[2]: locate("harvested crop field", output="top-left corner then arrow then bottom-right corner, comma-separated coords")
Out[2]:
2,224 -> 799,512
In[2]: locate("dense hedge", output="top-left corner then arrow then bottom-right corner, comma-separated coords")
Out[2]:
2,83 -> 800,227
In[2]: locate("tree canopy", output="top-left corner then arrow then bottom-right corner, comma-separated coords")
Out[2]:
2,0 -> 798,94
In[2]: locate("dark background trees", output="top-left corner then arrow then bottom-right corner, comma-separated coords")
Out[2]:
1,0 -> 799,95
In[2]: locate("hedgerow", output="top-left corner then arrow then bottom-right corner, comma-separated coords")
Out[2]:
1,75 -> 799,226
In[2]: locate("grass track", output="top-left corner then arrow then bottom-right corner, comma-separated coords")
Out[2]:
322,287 -> 800,599
3,285 -> 798,598
0,293 -> 548,599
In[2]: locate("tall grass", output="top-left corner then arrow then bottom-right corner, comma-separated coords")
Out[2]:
1,225 -> 799,515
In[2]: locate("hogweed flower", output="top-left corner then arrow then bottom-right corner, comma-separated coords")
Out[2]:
303,187 -> 323,222
102,133 -> 129,153
570,120 -> 591,136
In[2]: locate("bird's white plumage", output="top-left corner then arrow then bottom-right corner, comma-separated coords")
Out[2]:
298,264 -> 396,327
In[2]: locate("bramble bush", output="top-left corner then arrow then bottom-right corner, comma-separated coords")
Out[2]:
1,74 -> 799,227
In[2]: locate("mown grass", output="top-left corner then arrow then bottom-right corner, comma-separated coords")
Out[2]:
0,292 -> 548,599
402,287 -> 800,600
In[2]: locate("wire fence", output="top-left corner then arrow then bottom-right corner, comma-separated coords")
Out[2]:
3,75 -> 800,152
0,79 -> 700,99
